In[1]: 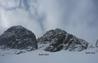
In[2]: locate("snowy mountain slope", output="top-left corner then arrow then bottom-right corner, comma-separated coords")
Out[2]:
0,49 -> 98,63
0,26 -> 97,63
0,0 -> 98,63
0,48 -> 28,56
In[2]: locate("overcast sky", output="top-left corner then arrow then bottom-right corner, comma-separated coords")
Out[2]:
0,0 -> 98,43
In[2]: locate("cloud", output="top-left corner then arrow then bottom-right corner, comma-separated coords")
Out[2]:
0,0 -> 43,37
39,0 -> 98,43
0,0 -> 98,43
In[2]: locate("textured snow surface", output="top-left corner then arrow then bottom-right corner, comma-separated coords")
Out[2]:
0,48 -> 98,63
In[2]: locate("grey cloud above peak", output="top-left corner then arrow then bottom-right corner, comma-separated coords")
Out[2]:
0,0 -> 98,43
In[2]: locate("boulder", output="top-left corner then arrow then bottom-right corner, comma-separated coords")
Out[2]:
0,25 -> 37,50
38,28 -> 88,52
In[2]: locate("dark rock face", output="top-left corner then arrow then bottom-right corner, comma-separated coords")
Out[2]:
96,40 -> 98,47
0,25 -> 37,50
38,29 -> 88,52
38,29 -> 67,44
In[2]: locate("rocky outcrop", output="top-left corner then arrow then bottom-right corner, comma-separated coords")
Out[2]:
0,25 -> 37,50
0,26 -> 89,53
38,29 -> 88,52
96,40 -> 98,47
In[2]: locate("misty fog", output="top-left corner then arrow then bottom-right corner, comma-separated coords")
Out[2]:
0,0 -> 98,43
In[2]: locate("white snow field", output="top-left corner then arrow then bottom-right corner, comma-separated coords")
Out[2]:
0,48 -> 98,63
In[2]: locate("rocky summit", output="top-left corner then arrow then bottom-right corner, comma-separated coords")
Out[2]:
0,25 -> 37,50
38,29 -> 89,52
0,26 -> 89,53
